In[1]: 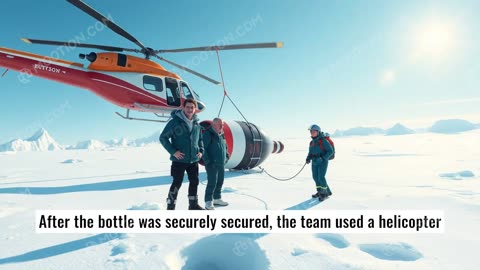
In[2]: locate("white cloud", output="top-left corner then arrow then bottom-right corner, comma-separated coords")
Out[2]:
419,97 -> 480,106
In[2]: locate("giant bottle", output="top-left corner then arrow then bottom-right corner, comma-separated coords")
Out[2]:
200,120 -> 284,170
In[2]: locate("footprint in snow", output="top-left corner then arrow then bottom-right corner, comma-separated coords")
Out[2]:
291,248 -> 309,256
439,170 -> 475,180
315,233 -> 350,249
61,159 -> 83,164
110,243 -> 129,256
128,202 -> 161,210
221,187 -> 237,193
180,234 -> 269,270
358,242 -> 422,261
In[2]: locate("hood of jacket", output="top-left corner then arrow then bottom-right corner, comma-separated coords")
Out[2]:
207,125 -> 223,138
171,109 -> 199,124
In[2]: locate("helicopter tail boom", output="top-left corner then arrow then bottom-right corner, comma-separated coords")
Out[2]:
0,47 -> 171,112
0,47 -> 89,88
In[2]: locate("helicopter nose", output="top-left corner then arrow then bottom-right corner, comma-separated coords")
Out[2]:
196,100 -> 206,112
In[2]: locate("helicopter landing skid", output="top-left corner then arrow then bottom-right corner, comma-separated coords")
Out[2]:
115,109 -> 169,123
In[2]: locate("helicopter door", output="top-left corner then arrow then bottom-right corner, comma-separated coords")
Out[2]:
165,77 -> 181,107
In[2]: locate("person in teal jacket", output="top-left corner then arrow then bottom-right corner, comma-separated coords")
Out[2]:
202,118 -> 230,210
306,124 -> 334,201
160,99 -> 204,210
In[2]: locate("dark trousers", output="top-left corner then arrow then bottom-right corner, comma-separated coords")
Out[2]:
204,163 -> 225,202
168,161 -> 199,202
312,161 -> 331,195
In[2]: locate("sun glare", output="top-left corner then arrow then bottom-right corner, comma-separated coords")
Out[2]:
380,69 -> 396,85
413,18 -> 456,60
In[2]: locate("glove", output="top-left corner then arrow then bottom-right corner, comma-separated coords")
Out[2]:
306,158 -> 311,164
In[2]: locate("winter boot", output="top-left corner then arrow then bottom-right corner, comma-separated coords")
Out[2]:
205,201 -> 215,210
188,196 -> 205,210
318,193 -> 330,202
166,198 -> 176,210
213,199 -> 229,206
312,192 -> 320,198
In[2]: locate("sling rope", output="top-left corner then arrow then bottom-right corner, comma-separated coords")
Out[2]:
215,48 -> 227,118
215,49 -> 304,176
217,93 -> 226,118
259,162 -> 308,181
215,49 -> 250,125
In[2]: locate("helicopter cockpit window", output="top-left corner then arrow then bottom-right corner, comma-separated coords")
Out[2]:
165,78 -> 181,107
193,90 -> 201,100
143,75 -> 163,92
180,82 -> 195,100
192,90 -> 205,111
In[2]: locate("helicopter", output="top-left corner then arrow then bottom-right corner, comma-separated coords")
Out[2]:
0,0 -> 285,170
0,0 -> 282,122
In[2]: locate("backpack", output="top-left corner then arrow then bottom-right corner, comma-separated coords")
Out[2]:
318,135 -> 335,160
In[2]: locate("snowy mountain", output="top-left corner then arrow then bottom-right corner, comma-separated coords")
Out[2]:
105,138 -> 131,147
0,129 -> 162,152
385,123 -> 415,136
117,138 -> 130,147
429,119 -> 477,134
333,127 -> 385,137
72,139 -> 107,150
133,131 -> 161,146
103,131 -> 160,148
1,119 -> 477,153
332,119 -> 479,137
0,128 -> 63,152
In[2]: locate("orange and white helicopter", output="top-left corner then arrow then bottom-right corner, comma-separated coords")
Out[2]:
0,0 -> 282,123
1,0 -> 285,170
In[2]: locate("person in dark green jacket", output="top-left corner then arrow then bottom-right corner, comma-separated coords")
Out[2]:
160,99 -> 204,210
202,118 -> 230,210
306,124 -> 334,201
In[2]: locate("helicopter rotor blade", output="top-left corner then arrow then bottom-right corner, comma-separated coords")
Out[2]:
153,55 -> 221,85
21,38 -> 141,53
156,42 -> 283,53
66,0 -> 148,52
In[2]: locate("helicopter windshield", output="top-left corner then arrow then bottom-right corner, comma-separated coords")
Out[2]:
181,82 -> 205,111
193,90 -> 205,111
193,90 -> 201,100
180,82 -> 194,100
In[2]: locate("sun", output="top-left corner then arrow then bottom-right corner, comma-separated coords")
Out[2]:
413,18 -> 456,60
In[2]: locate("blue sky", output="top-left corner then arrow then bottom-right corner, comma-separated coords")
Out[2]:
1,0 -> 479,144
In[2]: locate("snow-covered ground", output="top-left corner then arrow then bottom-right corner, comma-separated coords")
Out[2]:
0,130 -> 479,270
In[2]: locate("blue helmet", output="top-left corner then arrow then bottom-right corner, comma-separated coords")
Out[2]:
308,124 -> 321,132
